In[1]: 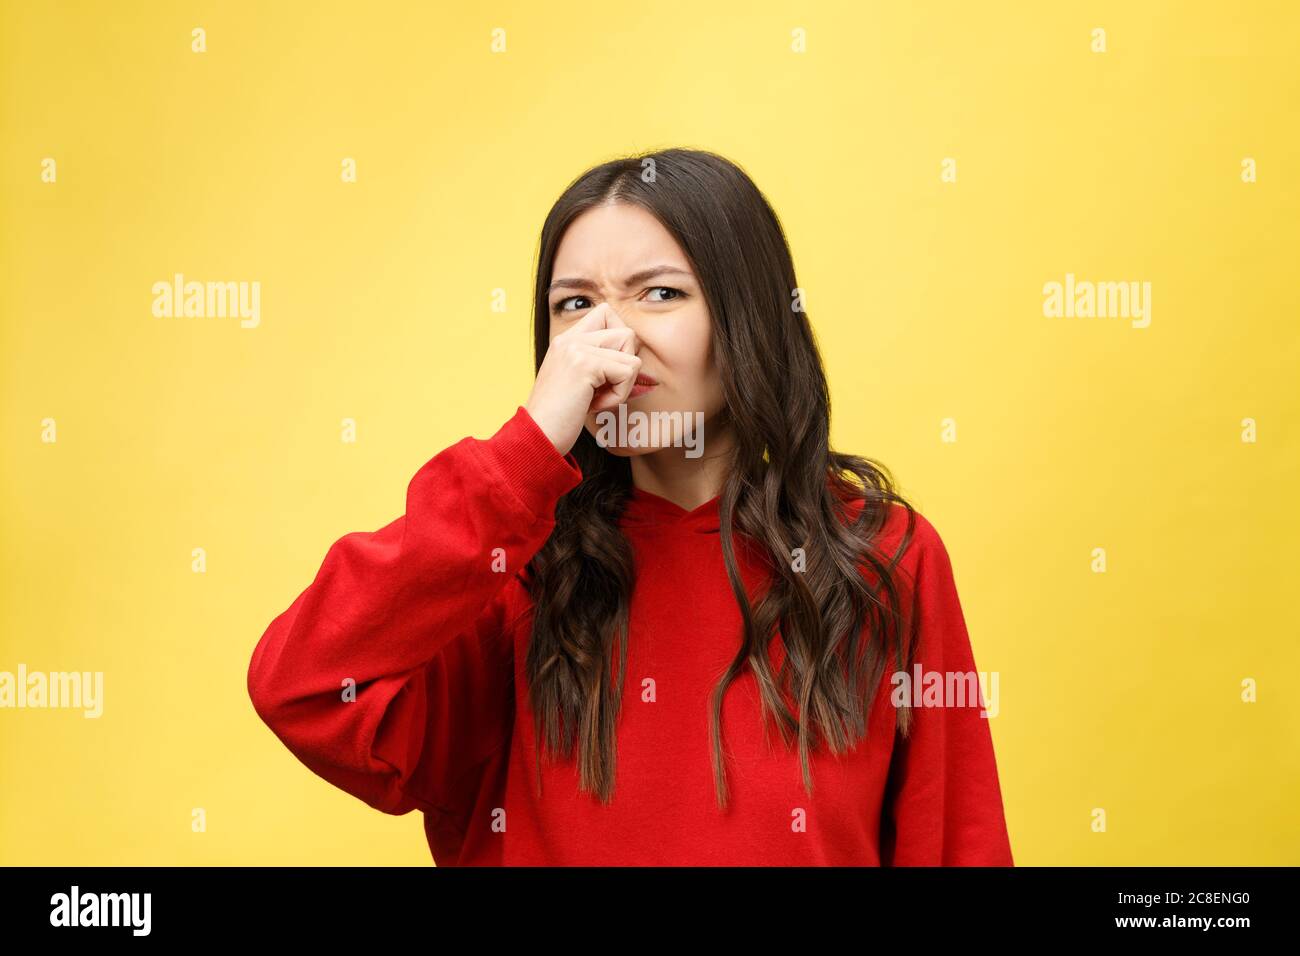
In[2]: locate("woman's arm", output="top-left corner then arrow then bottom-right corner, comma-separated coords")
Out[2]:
879,513 -> 1015,866
246,406 -> 582,816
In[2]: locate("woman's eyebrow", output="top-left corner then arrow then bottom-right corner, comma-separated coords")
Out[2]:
547,265 -> 694,294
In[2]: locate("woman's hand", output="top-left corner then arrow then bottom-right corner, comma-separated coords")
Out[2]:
525,303 -> 642,456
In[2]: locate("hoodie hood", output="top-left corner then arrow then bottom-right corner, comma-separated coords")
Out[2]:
618,486 -> 722,534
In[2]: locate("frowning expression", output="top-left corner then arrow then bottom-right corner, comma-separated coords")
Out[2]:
546,201 -> 724,454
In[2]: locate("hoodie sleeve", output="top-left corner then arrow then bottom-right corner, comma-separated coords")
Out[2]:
879,513 -> 1014,866
246,406 -> 582,817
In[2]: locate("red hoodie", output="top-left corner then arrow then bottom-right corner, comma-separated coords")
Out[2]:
247,406 -> 1014,866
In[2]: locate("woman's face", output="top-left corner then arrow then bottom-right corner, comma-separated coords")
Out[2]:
546,201 -> 724,456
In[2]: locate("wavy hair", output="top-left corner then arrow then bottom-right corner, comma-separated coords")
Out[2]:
524,147 -> 919,809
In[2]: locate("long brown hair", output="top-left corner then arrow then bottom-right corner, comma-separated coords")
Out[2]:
524,147 -> 919,809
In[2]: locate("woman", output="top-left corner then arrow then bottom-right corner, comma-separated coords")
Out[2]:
247,148 -> 1014,866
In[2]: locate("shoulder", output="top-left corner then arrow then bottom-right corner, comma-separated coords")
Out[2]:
842,496 -> 947,571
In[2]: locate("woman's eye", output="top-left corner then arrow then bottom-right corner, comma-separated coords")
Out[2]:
552,296 -> 592,315
551,288 -> 685,315
644,286 -> 683,303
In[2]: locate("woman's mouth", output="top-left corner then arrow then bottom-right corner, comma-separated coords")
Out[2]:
629,373 -> 658,398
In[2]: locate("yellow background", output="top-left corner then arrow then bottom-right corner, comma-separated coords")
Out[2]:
2,0 -> 1297,865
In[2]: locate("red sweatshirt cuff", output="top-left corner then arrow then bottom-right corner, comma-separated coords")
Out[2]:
472,406 -> 583,520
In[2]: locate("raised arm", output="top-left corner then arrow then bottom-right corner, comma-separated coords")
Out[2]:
246,406 -> 582,816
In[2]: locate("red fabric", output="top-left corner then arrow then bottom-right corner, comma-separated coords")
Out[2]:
247,406 -> 1014,866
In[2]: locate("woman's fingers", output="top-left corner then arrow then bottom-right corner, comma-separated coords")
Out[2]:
579,326 -> 639,353
564,304 -> 640,355
584,346 -> 641,413
598,305 -> 639,355
524,302 -> 643,454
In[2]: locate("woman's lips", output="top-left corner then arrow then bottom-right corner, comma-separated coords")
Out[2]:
629,373 -> 658,398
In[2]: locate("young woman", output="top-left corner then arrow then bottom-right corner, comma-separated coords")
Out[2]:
247,148 -> 1014,866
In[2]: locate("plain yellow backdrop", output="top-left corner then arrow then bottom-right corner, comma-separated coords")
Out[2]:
2,0 -> 1297,865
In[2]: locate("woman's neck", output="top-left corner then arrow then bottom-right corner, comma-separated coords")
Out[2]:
628,419 -> 734,512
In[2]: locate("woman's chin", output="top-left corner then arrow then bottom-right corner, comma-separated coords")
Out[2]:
585,439 -> 661,459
